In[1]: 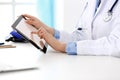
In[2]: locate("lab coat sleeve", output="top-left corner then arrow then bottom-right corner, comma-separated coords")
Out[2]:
58,30 -> 75,43
77,18 -> 120,57
58,29 -> 88,43
54,29 -> 74,42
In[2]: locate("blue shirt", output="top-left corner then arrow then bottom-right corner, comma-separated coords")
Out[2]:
95,0 -> 101,14
54,30 -> 77,55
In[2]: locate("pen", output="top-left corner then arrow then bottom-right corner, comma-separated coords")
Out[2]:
0,43 -> 4,45
77,28 -> 82,30
77,28 -> 87,30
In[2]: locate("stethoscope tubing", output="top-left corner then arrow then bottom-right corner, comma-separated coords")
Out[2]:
109,0 -> 118,13
76,0 -> 119,30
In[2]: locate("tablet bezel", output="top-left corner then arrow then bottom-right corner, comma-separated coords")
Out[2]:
11,15 -> 47,53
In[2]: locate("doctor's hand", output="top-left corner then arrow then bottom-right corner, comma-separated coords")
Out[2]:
37,27 -> 49,39
32,27 -> 66,53
23,14 -> 55,36
23,14 -> 44,29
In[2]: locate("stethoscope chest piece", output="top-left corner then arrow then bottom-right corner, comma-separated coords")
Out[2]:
103,0 -> 119,22
103,11 -> 112,22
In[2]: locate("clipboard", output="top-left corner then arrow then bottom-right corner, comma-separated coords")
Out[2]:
11,15 -> 47,53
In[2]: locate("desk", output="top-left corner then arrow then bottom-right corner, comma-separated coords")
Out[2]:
0,43 -> 120,80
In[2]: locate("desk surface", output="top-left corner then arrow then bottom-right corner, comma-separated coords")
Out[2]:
0,43 -> 120,80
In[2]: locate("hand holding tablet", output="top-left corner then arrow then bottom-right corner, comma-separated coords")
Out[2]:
11,15 -> 47,53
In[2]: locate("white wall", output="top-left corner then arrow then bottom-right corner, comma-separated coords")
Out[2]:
54,0 -> 64,30
63,0 -> 86,32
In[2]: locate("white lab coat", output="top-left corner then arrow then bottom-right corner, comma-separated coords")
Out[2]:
58,0 -> 120,57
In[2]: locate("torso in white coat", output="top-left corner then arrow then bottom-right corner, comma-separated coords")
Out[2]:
93,0 -> 120,39
59,0 -> 120,57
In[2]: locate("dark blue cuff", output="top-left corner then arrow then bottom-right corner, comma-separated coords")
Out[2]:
66,42 -> 77,55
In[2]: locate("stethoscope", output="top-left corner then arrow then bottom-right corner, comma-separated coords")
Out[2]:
104,0 -> 119,22
76,0 -> 119,30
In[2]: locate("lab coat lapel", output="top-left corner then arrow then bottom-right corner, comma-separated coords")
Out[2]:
87,0 -> 97,19
93,0 -> 107,19
91,0 -> 117,39
94,0 -> 116,19
84,0 -> 97,39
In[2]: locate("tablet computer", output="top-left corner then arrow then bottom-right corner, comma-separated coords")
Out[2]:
11,15 -> 47,53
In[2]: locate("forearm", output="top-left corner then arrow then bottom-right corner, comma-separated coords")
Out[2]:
45,26 -> 55,36
40,23 -> 55,36
37,27 -> 65,53
44,34 -> 66,53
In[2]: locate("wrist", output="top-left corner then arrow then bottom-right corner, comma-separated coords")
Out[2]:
45,26 -> 54,36
43,32 -> 51,40
60,43 -> 66,52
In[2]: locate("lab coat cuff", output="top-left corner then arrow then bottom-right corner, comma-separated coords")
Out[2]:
54,29 -> 60,39
66,42 -> 77,55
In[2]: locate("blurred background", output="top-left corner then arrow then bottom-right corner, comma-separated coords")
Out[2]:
0,0 -> 85,41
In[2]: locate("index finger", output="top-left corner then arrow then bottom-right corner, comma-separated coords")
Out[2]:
31,31 -> 38,34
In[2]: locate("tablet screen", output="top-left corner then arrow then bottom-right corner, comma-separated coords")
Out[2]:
12,15 -> 47,53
